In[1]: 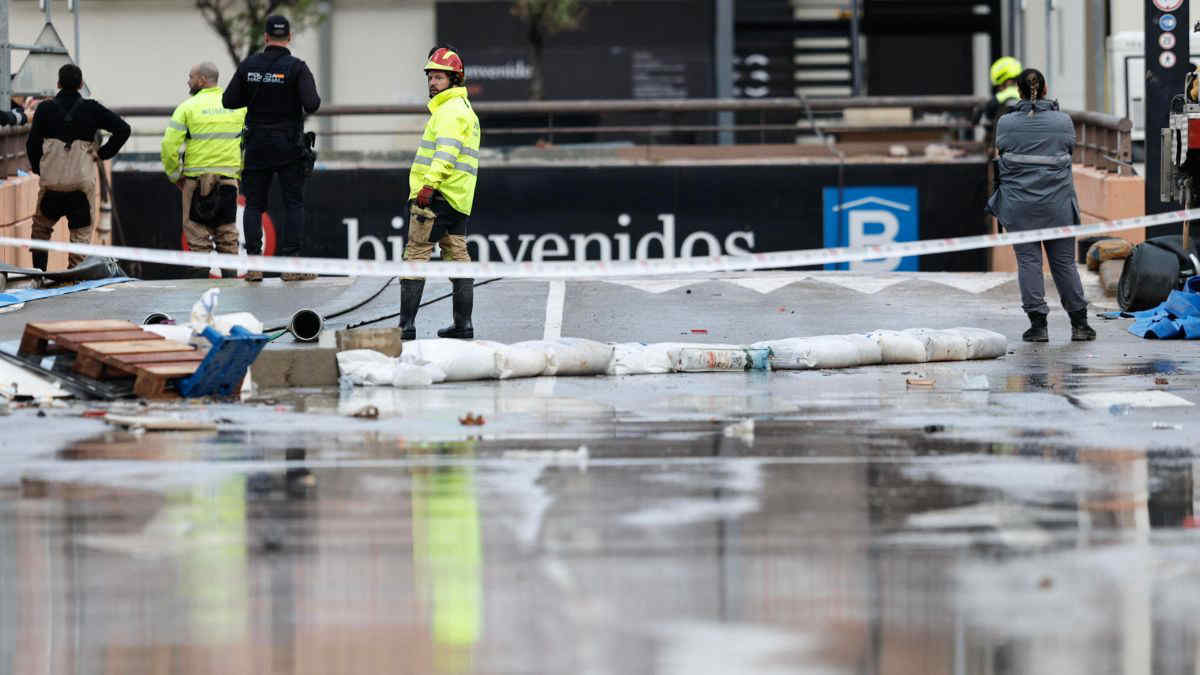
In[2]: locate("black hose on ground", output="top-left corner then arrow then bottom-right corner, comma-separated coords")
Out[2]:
263,276 -> 397,333
344,277 -> 503,329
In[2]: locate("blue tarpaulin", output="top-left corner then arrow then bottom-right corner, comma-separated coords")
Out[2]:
0,278 -> 134,308
1102,276 -> 1200,339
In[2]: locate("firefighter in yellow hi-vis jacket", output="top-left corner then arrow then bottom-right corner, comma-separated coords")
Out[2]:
398,46 -> 482,340
161,62 -> 246,277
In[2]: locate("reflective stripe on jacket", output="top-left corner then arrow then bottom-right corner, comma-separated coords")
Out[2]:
409,87 -> 481,215
986,99 -> 1079,230
161,87 -> 247,182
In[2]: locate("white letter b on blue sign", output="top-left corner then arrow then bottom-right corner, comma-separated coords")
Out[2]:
822,187 -> 919,271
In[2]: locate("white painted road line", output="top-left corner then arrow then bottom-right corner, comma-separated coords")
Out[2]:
543,280 -> 565,341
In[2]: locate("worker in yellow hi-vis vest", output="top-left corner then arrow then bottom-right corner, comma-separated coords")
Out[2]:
397,46 -> 482,340
161,62 -> 247,277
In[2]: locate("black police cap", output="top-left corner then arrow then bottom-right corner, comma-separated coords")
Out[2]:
265,15 -> 291,38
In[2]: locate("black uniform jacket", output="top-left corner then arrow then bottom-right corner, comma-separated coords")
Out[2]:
223,46 -> 321,128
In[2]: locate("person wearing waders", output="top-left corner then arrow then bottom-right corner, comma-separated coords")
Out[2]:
987,68 -> 1095,342
397,46 -> 482,340
26,64 -> 130,270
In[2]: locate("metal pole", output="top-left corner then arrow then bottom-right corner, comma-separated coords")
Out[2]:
1044,0 -> 1052,78
1007,0 -> 1017,56
0,0 -> 10,104
1018,0 -> 1026,65
40,0 -> 50,24
73,0 -> 80,66
850,0 -> 862,95
318,0 -> 332,152
714,0 -> 734,144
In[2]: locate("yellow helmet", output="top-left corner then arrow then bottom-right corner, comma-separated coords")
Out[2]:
990,56 -> 1022,87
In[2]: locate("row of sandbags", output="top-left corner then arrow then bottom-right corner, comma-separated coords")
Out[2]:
336,328 -> 1007,387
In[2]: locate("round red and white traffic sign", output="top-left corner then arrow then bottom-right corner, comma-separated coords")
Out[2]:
1160,32 -> 1178,50
1155,0 -> 1185,12
1161,51 -> 1178,68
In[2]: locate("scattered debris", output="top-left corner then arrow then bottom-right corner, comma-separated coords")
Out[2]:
723,418 -> 755,443
923,424 -> 945,433
961,374 -> 990,391
459,412 -> 486,426
104,415 -> 218,432
690,329 -> 708,335
1156,377 -> 1170,385
1038,576 -> 1054,590
1074,390 -> 1194,411
906,377 -> 935,388
1152,421 -> 1183,430
351,405 -> 380,420
502,446 -> 589,463
81,409 -> 107,418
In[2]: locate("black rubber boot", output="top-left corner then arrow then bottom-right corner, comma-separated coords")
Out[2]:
1022,311 -> 1049,342
1068,308 -> 1096,342
397,279 -> 425,341
31,250 -> 47,272
437,278 -> 474,339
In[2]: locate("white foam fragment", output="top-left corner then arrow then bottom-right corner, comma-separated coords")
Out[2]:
1072,390 -> 1195,410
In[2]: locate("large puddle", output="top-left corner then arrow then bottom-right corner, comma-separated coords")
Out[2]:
0,407 -> 1197,674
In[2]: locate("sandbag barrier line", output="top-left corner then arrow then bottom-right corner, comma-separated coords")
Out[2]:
0,209 -> 1195,280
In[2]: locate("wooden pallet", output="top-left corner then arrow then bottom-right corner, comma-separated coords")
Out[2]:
19,320 -> 207,399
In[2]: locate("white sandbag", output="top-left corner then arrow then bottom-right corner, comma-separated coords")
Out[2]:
839,334 -> 883,366
486,341 -> 549,380
607,343 -> 675,376
214,312 -> 264,335
607,342 -> 743,375
391,362 -> 441,387
867,330 -> 927,364
524,338 -> 614,376
902,329 -> 970,362
673,346 -> 753,372
337,349 -> 398,386
403,339 -> 500,381
946,327 -> 1008,360
752,336 -> 862,370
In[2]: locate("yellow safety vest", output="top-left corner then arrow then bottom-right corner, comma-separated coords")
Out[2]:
409,86 -> 481,215
161,86 -> 247,182
996,85 -> 1020,104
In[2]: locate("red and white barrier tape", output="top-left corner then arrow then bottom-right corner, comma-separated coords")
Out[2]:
0,209 -> 1193,279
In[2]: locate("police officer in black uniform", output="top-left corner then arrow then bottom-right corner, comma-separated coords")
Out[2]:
223,14 -> 321,281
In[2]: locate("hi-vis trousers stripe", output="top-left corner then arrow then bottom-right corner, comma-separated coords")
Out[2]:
0,209 -> 1192,280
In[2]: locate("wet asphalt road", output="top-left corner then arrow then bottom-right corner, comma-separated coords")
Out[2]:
2,272 -> 1200,673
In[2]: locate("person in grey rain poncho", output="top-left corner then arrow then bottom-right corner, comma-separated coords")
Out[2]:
987,68 -> 1095,343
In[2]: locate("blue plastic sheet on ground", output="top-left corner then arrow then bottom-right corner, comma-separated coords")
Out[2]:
1104,275 -> 1200,339
0,277 -> 133,307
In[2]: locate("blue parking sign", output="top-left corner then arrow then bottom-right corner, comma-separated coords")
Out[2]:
822,186 -> 919,271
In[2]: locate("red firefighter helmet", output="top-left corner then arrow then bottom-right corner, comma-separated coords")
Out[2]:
424,48 -> 465,80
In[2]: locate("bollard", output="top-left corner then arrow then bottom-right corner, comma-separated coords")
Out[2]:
288,309 -> 324,342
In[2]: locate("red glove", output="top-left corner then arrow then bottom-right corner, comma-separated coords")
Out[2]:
416,185 -> 435,208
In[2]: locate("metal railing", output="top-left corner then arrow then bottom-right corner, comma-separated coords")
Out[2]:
1064,109 -> 1135,176
112,97 -> 1135,168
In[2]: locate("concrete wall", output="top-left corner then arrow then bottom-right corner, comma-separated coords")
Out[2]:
8,0 -> 434,155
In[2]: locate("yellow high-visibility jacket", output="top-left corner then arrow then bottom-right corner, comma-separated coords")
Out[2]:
409,86 -> 481,215
161,86 -> 246,182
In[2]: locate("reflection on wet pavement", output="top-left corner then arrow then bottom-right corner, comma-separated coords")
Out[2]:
1,405 -> 1199,674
